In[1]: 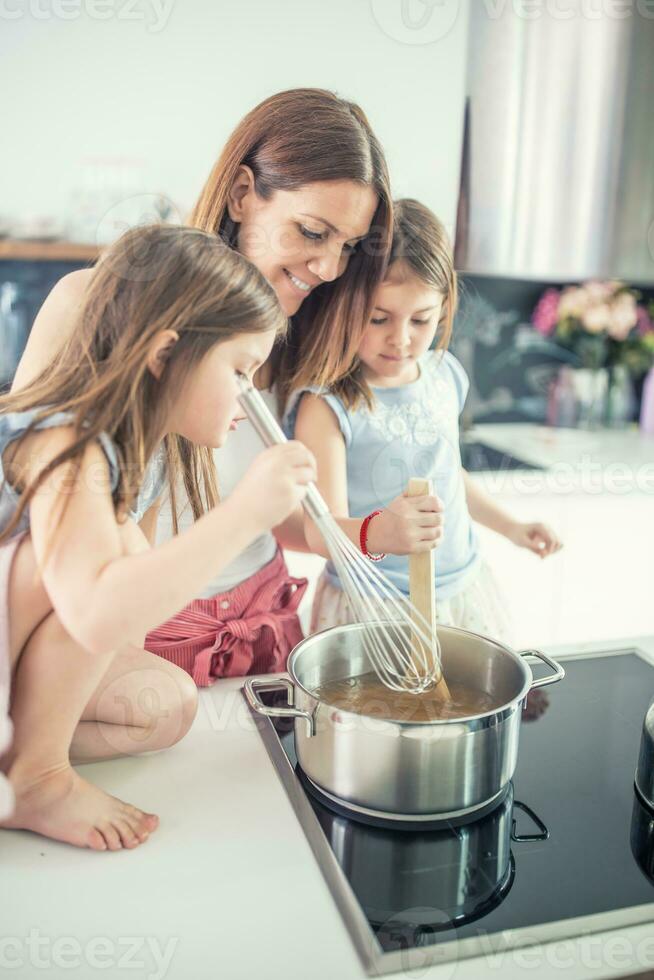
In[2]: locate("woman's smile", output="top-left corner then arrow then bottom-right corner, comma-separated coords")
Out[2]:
283,268 -> 314,294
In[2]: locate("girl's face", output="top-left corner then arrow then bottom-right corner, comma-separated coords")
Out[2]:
169,329 -> 277,447
229,176 -> 378,315
358,262 -> 444,387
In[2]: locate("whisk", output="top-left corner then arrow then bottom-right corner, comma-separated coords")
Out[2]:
237,378 -> 449,698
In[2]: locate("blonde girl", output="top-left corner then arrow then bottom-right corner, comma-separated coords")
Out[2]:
284,199 -> 562,638
0,224 -> 315,851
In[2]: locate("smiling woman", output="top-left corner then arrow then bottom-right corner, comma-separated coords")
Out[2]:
188,88 -> 392,412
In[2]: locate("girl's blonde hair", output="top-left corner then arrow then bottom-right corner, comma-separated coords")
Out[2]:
337,197 -> 459,410
0,224 -> 286,546
188,87 -> 393,413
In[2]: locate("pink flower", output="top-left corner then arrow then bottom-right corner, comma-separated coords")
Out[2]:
532,288 -> 560,336
637,305 -> 654,337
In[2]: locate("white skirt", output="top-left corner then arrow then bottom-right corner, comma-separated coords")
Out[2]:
310,559 -> 515,648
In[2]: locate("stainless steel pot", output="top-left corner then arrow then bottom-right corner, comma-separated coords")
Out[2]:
245,623 -> 565,820
631,789 -> 654,885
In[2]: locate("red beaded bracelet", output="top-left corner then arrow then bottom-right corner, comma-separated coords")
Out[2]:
359,510 -> 386,562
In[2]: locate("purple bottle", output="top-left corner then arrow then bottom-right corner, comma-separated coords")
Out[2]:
640,367 -> 654,436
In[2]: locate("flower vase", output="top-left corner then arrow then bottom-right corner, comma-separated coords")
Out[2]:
606,365 -> 636,429
572,368 -> 609,430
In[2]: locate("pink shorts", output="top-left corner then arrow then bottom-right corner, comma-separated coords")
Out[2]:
144,548 -> 308,687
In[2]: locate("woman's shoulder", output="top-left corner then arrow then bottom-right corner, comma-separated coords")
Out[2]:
11,268 -> 95,393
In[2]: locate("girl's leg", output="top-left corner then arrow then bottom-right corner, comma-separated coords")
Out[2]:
2,535 -> 198,851
3,612 -> 159,851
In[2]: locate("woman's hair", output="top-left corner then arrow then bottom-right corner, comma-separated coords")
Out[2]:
188,87 -> 393,413
339,197 -> 459,410
0,224 -> 286,547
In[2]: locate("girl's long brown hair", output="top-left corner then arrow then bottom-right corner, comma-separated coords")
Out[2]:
0,224 -> 286,547
188,87 -> 393,412
340,197 -> 459,410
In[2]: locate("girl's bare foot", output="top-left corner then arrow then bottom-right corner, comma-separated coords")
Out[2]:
1,762 -> 159,851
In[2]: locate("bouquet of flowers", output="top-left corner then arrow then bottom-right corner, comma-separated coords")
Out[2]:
532,280 -> 654,375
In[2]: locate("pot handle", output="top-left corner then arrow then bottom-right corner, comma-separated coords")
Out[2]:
243,677 -> 315,737
519,649 -> 565,690
511,801 -> 549,842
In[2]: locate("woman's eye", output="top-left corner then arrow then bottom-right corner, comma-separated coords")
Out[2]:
412,319 -> 430,325
371,317 -> 387,325
342,241 -> 359,256
299,225 -> 325,242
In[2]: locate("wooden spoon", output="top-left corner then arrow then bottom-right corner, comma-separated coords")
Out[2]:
407,477 -> 451,700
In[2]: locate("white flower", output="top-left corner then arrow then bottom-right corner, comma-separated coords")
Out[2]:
559,286 -> 590,319
582,303 -> 612,334
608,292 -> 638,341
388,414 -> 410,438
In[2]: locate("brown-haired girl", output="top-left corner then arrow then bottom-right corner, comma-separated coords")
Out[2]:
14,88 -> 392,686
284,199 -> 562,636
0,224 -> 315,850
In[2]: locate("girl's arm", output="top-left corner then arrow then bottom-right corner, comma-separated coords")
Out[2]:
293,395 -> 358,558
28,428 -> 315,657
294,395 -> 442,558
272,507 -> 310,553
461,468 -> 562,558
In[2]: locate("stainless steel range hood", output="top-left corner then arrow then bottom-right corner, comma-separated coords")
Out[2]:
454,3 -> 654,284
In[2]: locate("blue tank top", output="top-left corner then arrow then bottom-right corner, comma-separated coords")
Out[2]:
283,350 -> 480,600
0,408 -> 166,539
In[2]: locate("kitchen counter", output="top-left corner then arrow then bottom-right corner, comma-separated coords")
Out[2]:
2,635 -> 653,980
466,423 -> 654,494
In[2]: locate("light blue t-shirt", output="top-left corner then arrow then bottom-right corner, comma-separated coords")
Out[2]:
283,350 -> 480,600
0,408 -> 166,539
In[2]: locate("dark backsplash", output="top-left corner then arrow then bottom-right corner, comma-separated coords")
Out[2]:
451,274 -> 654,424
2,260 -> 652,420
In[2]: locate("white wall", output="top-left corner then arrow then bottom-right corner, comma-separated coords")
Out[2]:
0,0 -> 469,239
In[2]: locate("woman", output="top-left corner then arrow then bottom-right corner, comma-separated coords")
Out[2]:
9,89 -> 392,751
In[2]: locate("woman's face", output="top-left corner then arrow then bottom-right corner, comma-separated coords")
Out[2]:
228,174 -> 378,315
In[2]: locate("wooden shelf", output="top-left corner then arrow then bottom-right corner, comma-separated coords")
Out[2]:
0,239 -> 101,262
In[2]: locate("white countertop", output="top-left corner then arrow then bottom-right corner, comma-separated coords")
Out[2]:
2,635 -> 654,980
466,423 -> 654,494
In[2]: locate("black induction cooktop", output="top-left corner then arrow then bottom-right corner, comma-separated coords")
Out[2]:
459,439 -> 544,472
244,650 -> 654,975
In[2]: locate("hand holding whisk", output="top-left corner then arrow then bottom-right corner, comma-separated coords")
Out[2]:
237,377 -> 450,699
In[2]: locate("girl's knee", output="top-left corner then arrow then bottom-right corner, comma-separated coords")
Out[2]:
176,671 -> 199,737
150,666 -> 198,749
